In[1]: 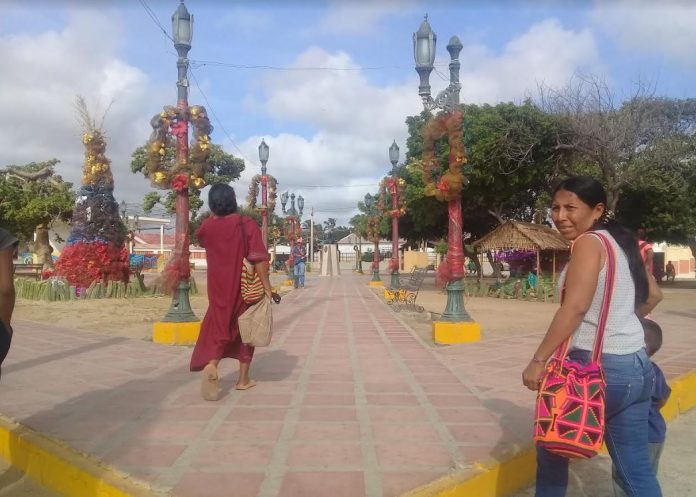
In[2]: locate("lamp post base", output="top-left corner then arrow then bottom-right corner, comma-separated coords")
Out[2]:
390,270 -> 400,289
440,278 -> 471,321
432,320 -> 481,344
153,321 -> 201,345
162,280 -> 198,323
371,268 -> 382,283
369,280 -> 385,287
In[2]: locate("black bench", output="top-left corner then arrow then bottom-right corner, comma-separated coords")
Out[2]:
386,267 -> 427,313
13,263 -> 43,280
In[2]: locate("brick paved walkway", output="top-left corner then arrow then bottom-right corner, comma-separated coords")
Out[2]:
1,274 -> 694,497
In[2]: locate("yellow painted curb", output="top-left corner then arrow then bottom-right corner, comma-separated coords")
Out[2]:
397,369 -> 696,497
432,320 -> 481,344
368,280 -> 385,287
152,321 -> 200,345
0,415 -> 167,497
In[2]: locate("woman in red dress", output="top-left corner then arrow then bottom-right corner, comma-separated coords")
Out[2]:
191,184 -> 271,400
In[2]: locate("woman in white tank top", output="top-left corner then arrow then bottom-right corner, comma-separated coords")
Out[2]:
522,176 -> 663,497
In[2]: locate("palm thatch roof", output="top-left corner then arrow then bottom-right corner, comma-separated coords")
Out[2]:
472,220 -> 570,251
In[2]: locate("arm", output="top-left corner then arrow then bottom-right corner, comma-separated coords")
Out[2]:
522,235 -> 603,390
244,218 -> 272,299
0,248 -> 16,330
637,265 -> 662,317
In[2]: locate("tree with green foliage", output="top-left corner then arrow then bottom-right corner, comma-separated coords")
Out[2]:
0,160 -> 75,268
130,142 -> 245,220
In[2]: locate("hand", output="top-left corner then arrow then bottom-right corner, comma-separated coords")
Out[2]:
265,288 -> 273,300
522,361 -> 547,391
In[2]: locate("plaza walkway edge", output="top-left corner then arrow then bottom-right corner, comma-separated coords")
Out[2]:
0,414 -> 169,497
398,369 -> 696,497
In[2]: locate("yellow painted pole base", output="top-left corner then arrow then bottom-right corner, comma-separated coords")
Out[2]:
153,321 -> 201,345
283,279 -> 294,286
368,280 -> 385,287
432,320 -> 481,344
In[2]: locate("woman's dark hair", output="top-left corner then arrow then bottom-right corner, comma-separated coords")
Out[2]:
208,184 -> 238,216
553,176 -> 648,307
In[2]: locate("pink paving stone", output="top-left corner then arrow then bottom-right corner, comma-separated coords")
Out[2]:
104,444 -> 187,466
310,373 -> 355,382
174,471 -> 264,497
213,421 -> 285,442
437,407 -> 496,423
228,407 -> 288,421
149,406 -> 220,422
287,442 -> 363,467
366,394 -> 420,406
363,381 -> 412,393
375,442 -> 453,467
298,407 -> 358,422
412,374 -> 463,384
446,423 -> 524,445
278,471 -> 365,497
292,422 -> 361,441
426,394 -> 478,407
382,471 -> 444,497
306,382 -> 356,393
129,421 -> 206,441
236,393 -> 294,406
193,442 -> 275,467
371,422 -> 442,442
304,393 -> 356,406
368,406 -> 429,422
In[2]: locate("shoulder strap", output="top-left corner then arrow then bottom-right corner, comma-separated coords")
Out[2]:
554,231 -> 617,365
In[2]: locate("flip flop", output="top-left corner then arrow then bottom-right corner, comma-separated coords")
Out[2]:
235,380 -> 257,391
201,364 -> 221,401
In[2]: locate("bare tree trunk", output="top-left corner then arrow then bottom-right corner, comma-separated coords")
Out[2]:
34,224 -> 54,270
463,244 -> 482,281
689,242 -> 696,276
486,249 -> 501,279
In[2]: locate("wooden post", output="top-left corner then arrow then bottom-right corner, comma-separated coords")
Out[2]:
536,249 -> 541,292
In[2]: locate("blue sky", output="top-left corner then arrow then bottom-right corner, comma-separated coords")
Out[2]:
2,0 -> 696,225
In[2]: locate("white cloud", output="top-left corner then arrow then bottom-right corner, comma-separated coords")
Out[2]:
320,0 -> 417,34
0,10 -> 168,209
232,46 -> 422,225
591,0 -> 696,68
459,19 -> 602,103
233,19 -> 601,224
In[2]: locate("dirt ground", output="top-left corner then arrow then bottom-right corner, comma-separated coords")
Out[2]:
11,270 -> 293,341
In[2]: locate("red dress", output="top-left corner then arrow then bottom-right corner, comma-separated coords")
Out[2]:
190,214 -> 268,371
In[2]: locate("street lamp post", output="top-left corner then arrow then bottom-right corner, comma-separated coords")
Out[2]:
413,15 -> 480,343
163,0 -> 196,323
388,140 -> 401,289
364,194 -> 383,286
281,191 -> 304,285
259,139 -> 270,246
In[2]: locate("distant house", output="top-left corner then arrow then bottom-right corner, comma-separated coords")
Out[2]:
132,231 -> 207,268
334,233 -> 406,262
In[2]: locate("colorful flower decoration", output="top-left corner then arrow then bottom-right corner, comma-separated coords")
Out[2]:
377,176 -> 407,218
418,110 -> 468,202
247,174 -> 278,214
145,105 -> 213,190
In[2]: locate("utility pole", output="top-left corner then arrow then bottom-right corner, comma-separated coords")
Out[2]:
310,207 -> 314,270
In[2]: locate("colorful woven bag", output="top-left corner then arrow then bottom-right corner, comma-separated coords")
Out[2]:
239,217 -> 265,305
533,232 -> 616,459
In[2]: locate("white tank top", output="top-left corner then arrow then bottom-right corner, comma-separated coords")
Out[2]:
558,230 -> 645,355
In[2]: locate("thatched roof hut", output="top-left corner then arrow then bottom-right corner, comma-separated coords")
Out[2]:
473,221 -> 570,252
472,221 -> 570,285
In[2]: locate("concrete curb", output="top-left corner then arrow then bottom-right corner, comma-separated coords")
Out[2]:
398,369 -> 696,497
0,414 -> 169,497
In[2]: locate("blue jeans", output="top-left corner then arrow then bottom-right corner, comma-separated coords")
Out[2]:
535,348 -> 661,497
293,261 -> 305,288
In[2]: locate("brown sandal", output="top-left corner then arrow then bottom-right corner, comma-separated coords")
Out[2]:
235,380 -> 257,391
201,364 -> 221,401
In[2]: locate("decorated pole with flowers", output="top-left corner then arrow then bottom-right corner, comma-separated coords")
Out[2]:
379,140 -> 406,289
147,1 -> 211,324
413,15 -> 480,343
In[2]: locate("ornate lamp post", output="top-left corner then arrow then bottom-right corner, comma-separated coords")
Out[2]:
281,191 -> 304,284
388,141 -> 402,288
160,0 -> 197,323
258,139 -> 270,245
413,15 -> 480,343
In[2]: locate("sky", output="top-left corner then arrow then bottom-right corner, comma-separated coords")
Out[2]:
2,0 -> 696,227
